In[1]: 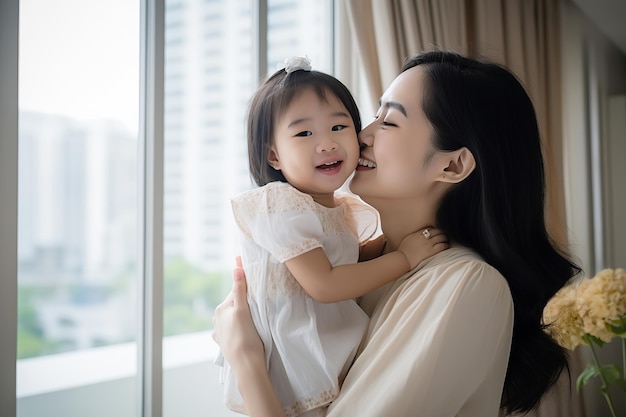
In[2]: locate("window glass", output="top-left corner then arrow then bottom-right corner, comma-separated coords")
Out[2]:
17,0 -> 140,415
267,0 -> 333,73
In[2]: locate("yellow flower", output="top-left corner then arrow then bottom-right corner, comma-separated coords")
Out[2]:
543,268 -> 626,417
543,283 -> 586,350
542,268 -> 626,349
577,268 -> 626,343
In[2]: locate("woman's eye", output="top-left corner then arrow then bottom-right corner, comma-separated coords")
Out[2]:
295,131 -> 312,137
381,120 -> 397,127
332,125 -> 347,131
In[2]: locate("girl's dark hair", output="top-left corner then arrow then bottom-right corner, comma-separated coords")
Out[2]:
402,50 -> 581,414
246,67 -> 361,186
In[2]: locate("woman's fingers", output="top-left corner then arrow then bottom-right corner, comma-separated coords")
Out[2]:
212,258 -> 244,344
421,227 -> 446,240
232,259 -> 248,310
212,256 -> 262,361
425,228 -> 449,249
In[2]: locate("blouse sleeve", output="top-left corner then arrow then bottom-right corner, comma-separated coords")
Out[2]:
231,183 -> 325,263
327,258 -> 514,417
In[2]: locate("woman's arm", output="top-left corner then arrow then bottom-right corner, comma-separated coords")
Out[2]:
286,228 -> 448,303
212,258 -> 287,417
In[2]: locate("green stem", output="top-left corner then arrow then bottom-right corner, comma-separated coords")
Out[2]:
588,339 -> 618,417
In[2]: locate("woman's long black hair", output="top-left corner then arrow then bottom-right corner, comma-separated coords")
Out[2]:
403,51 -> 581,414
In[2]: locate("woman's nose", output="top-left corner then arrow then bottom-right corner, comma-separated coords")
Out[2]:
358,123 -> 374,147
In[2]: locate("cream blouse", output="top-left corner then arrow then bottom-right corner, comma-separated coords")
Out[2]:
327,246 -> 514,417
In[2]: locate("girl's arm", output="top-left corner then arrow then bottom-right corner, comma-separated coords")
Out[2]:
358,234 -> 386,262
213,259 -> 287,417
285,228 -> 448,303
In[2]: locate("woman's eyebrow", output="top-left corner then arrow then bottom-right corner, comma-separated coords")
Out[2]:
378,99 -> 407,117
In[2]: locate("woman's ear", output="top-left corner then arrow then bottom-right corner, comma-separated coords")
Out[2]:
267,146 -> 281,170
437,147 -> 475,183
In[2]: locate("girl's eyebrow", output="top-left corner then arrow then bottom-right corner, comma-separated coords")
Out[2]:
287,118 -> 311,128
287,112 -> 350,128
378,98 -> 407,117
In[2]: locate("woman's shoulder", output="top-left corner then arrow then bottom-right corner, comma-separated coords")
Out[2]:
408,246 -> 512,299
423,246 -> 500,275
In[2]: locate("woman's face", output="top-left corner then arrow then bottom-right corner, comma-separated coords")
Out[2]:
350,65 -> 438,204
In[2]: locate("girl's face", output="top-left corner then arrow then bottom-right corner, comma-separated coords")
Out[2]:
350,66 -> 439,205
268,87 -> 359,206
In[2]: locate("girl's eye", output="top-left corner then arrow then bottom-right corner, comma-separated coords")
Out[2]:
332,125 -> 347,131
295,131 -> 312,137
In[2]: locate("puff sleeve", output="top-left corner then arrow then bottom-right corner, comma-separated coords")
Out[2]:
231,182 -> 325,263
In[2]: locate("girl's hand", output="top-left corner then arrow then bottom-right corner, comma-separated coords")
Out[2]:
398,227 -> 449,270
212,257 -> 264,371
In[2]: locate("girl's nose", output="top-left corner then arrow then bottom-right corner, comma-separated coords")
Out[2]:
317,138 -> 338,152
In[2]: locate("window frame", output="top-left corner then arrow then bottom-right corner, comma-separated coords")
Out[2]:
0,0 -> 19,415
138,0 -> 165,415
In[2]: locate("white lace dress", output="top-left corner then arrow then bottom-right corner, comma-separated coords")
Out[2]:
217,181 -> 376,417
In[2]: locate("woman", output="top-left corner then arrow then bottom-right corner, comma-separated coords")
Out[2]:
218,56 -> 446,417
212,50 -> 581,416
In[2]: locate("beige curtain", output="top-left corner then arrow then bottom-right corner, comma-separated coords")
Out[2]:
341,1 -> 584,416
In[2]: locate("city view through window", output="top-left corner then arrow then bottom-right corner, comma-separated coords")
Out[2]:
17,0 -> 333,415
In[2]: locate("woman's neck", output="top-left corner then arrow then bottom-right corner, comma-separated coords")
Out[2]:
377,202 -> 437,254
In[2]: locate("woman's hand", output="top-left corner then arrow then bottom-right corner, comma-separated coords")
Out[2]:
212,257 -> 287,417
398,227 -> 449,269
212,257 -> 264,372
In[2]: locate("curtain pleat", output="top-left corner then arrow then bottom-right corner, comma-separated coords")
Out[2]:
343,0 -> 384,101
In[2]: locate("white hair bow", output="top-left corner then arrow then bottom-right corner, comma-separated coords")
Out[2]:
282,56 -> 312,74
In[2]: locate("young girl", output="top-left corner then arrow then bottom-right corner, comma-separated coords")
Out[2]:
216,57 -> 448,417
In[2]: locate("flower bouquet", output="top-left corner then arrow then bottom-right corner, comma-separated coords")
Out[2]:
543,268 -> 626,416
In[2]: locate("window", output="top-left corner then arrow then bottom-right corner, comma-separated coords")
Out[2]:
161,1 -> 333,415
12,0 -> 335,416
16,0 -> 141,415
